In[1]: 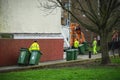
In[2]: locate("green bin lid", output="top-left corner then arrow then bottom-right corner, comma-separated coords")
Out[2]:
74,49 -> 78,51
66,49 -> 75,52
20,48 -> 28,51
79,44 -> 84,46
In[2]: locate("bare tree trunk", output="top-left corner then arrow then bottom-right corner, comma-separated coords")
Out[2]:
100,32 -> 111,64
118,41 -> 120,57
118,32 -> 120,57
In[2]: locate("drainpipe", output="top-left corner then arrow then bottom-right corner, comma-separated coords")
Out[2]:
68,0 -> 71,26
68,0 -> 71,46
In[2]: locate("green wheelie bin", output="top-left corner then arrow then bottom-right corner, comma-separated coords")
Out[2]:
18,48 -> 30,65
66,49 -> 75,61
78,44 -> 85,54
73,49 -> 78,60
29,50 -> 42,65
83,42 -> 89,51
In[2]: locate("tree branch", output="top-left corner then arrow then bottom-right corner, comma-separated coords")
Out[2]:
56,0 -> 98,33
76,0 -> 100,27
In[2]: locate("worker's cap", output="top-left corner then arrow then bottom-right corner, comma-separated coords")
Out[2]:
34,40 -> 37,42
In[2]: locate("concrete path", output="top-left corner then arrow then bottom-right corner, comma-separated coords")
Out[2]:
0,48 -> 119,73
0,53 -> 102,72
2,50 -> 120,73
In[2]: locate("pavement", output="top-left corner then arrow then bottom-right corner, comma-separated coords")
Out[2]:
0,50 -> 118,73
0,52 -> 102,73
0,48 -> 119,73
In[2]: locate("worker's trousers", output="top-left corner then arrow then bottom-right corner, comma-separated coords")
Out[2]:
93,45 -> 97,54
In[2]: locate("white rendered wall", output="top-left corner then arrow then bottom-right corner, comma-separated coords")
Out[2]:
13,33 -> 63,39
0,0 -> 61,33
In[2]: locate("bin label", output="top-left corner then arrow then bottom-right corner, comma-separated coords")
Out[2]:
21,52 -> 25,58
32,56 -> 35,60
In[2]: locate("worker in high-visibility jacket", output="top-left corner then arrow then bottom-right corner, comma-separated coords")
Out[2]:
29,41 -> 40,52
92,38 -> 97,54
74,39 -> 79,48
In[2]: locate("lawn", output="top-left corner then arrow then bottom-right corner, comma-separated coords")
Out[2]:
0,58 -> 120,80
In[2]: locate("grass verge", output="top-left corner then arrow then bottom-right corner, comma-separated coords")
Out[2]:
0,57 -> 120,80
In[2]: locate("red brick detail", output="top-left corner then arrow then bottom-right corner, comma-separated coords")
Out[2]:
0,39 -> 64,66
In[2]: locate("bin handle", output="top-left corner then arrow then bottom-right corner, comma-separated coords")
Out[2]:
40,51 -> 43,55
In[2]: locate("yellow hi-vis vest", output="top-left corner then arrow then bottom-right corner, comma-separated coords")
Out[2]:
93,40 -> 97,47
29,42 -> 40,52
74,40 -> 79,48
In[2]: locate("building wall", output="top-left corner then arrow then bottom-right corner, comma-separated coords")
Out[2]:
0,0 -> 61,33
0,0 -> 64,67
0,39 -> 64,67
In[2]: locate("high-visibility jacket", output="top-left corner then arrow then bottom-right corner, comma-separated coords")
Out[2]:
93,40 -> 97,46
29,42 -> 40,52
74,39 -> 79,48
92,40 -> 97,54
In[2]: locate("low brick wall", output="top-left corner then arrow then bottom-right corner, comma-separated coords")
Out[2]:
0,39 -> 64,66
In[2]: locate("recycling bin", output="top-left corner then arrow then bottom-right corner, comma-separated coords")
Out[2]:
73,49 -> 78,60
78,44 -> 85,54
83,42 -> 89,51
66,49 -> 75,61
29,50 -> 41,65
18,48 -> 30,65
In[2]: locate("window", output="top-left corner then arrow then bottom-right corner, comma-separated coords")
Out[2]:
0,34 -> 13,39
61,1 -> 70,26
